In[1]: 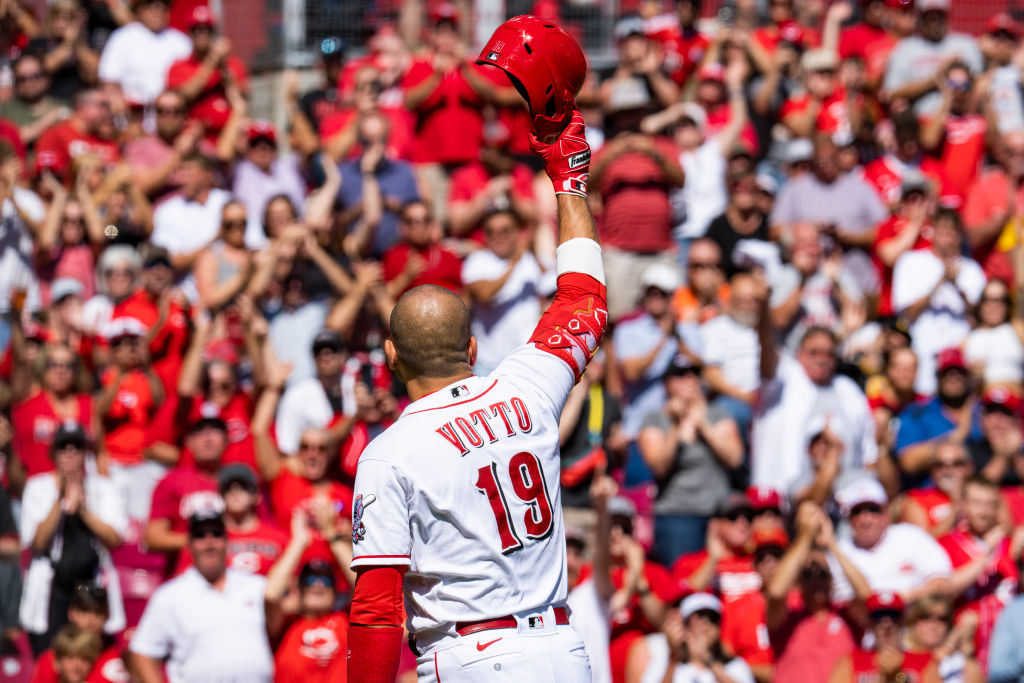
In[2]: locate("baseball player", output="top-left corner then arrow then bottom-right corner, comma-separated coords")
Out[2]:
347,16 -> 605,683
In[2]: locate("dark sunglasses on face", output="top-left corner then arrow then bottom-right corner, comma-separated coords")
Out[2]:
222,219 -> 247,230
721,509 -> 753,523
692,609 -> 721,625
800,563 -> 831,581
299,441 -> 329,453
870,609 -> 903,623
849,502 -> 883,517
46,361 -> 75,370
111,336 -> 140,348
192,527 -> 226,540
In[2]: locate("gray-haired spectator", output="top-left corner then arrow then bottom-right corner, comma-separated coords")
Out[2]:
81,244 -> 139,334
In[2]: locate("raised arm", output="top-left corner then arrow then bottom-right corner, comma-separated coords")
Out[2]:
252,359 -> 292,482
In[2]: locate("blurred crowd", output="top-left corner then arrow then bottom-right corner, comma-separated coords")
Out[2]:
3,0 -> 1024,681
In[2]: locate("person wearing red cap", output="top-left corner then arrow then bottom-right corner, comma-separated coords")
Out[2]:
381,199 -> 462,298
892,210 -> 986,395
165,5 -> 248,138
829,592 -> 940,682
975,387 -> 1024,495
894,346 -> 984,485
750,0 -> 820,59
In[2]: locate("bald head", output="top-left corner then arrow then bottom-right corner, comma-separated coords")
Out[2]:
389,285 -> 472,379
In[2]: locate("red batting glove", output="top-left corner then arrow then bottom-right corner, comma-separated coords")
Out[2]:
529,110 -> 590,198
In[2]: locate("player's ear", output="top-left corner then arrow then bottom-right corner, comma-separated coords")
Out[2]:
467,336 -> 477,367
383,339 -> 403,381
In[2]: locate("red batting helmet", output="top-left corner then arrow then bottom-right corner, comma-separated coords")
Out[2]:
476,15 -> 587,138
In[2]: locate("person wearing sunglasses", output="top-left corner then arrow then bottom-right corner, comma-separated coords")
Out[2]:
829,592 -> 941,683
900,438 -> 972,538
131,510 -> 274,682
831,477 -> 952,608
904,595 -> 982,683
766,501 -> 868,682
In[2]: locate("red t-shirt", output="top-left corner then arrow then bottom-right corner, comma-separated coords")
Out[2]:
780,86 -> 874,137
839,24 -> 896,84
400,58 -> 490,165
318,106 -> 414,161
928,114 -> 986,206
938,528 -> 1018,665
113,288 -> 191,393
705,103 -> 759,156
661,28 -> 711,87
671,549 -> 761,603
273,612 -> 350,683
149,466 -> 221,533
165,53 -> 249,135
11,392 -> 92,476
752,24 -> 820,54
32,646 -> 127,683
905,488 -> 954,531
448,161 -> 536,239
771,606 -> 855,682
269,468 -> 353,569
36,121 -> 120,181
100,369 -> 157,465
850,649 -> 933,681
721,590 -> 773,666
175,393 -> 256,473
862,155 -> 951,207
592,138 -> 679,253
1003,486 -> 1024,527
381,242 -> 462,296
962,169 -> 1021,285
870,215 -> 933,316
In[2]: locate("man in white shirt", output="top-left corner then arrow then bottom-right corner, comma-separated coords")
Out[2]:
892,208 -> 986,394
829,477 -> 952,603
98,0 -> 191,107
130,511 -> 273,683
462,210 -> 544,375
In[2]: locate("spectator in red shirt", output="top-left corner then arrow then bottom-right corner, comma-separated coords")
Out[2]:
962,129 -> 1024,287
767,503 -> 867,683
165,5 -> 248,138
447,120 -> 537,238
265,524 -> 355,683
30,583 -> 127,683
12,343 -> 93,477
35,89 -> 119,183
920,61 -> 986,207
95,316 -> 164,524
671,492 -> 759,604
828,593 -> 940,683
938,476 -> 1019,668
382,198 -> 461,298
658,0 -> 710,87
218,463 -> 286,576
254,358 -> 354,577
901,438 -> 970,539
122,89 -> 204,200
143,415 -> 227,574
863,111 -> 950,208
781,49 -> 856,138
871,173 -> 935,316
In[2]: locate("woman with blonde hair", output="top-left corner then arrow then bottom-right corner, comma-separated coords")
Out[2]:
904,595 -> 982,683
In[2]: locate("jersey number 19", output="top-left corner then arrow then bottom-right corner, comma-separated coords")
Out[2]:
475,451 -> 555,554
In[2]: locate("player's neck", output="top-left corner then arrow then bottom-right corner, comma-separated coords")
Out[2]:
405,370 -> 475,402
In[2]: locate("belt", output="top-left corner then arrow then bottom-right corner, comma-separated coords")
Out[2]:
455,607 -> 569,636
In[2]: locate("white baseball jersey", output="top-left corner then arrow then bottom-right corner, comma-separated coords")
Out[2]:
351,238 -> 607,645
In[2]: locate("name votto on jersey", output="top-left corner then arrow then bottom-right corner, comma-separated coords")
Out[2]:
434,391 -> 533,456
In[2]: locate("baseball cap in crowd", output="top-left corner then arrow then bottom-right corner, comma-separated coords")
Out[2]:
755,173 -> 778,196
778,21 -> 807,47
641,262 -> 682,294
883,0 -> 914,10
678,102 -> 707,136
982,387 -> 1022,415
900,171 -> 931,197
187,5 -> 216,29
52,420 -> 88,451
140,244 -> 172,269
188,510 -> 226,539
935,347 -> 967,374
607,496 -> 637,519
753,527 -> 789,552
987,13 -> 1020,38
299,559 -> 336,590
697,63 -> 725,83
832,129 -> 855,149
102,316 -> 148,341
801,48 -> 837,73
312,329 -> 345,355
665,354 -> 702,378
680,592 -> 722,620
218,463 -> 258,493
746,486 -> 783,513
319,36 -> 346,60
916,0 -> 949,12
532,0 -> 561,22
836,477 -> 888,516
247,120 -> 277,147
784,138 -> 814,164
717,491 -> 754,520
614,16 -> 646,42
429,1 -> 460,26
866,592 -> 905,620
189,415 -> 227,434
565,526 -> 586,551
51,277 -> 84,304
